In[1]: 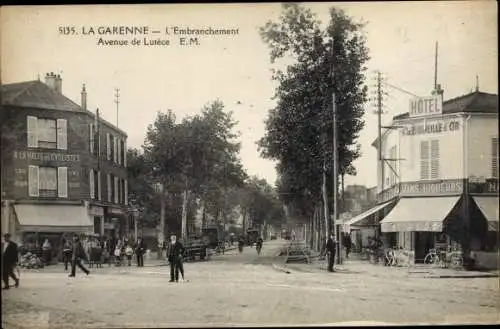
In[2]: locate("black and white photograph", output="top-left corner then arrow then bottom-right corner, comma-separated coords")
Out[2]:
1,2 -> 498,327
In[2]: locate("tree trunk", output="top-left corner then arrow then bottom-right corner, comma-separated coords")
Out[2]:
322,156 -> 330,239
201,199 -> 207,229
242,209 -> 247,233
181,179 -> 189,242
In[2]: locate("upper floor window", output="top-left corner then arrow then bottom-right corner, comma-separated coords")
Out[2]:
492,137 -> 498,178
420,139 -> 440,180
28,165 -> 68,198
27,116 -> 67,150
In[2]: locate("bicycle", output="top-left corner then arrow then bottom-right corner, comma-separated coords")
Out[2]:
424,247 -> 463,269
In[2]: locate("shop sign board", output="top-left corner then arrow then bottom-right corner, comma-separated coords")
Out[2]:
409,95 -> 442,118
468,178 -> 498,194
14,150 -> 80,162
377,179 -> 464,202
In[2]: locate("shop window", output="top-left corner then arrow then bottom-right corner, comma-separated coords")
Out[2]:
492,137 -> 498,178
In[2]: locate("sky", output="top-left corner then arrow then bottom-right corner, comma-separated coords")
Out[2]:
1,2 -> 498,189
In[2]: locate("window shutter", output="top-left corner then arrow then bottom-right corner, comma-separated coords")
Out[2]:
107,133 -> 111,160
124,180 -> 128,205
57,167 -> 68,198
420,141 -> 430,180
28,165 -> 39,197
113,137 -> 118,163
107,174 -> 112,202
124,140 -> 127,167
89,170 -> 95,199
118,138 -> 122,165
57,119 -> 68,150
98,171 -> 102,200
89,124 -> 94,153
430,140 -> 440,179
114,177 -> 119,203
27,116 -> 38,148
492,138 -> 498,178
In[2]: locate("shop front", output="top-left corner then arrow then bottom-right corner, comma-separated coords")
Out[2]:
104,206 -> 126,239
12,202 -> 94,261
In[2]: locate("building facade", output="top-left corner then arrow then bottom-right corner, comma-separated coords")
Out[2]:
1,73 -> 129,250
370,90 -> 498,260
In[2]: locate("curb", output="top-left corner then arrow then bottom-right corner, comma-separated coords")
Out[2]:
427,274 -> 499,279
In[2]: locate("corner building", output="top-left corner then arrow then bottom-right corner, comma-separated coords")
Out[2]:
1,73 -> 129,253
347,90 -> 498,262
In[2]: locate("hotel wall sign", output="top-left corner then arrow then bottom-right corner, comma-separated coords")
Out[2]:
14,151 -> 80,162
402,120 -> 460,136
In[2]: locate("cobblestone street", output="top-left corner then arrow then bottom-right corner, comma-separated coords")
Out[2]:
2,241 -> 499,328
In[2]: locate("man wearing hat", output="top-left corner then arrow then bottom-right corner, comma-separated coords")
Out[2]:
2,233 -> 19,289
326,232 -> 337,272
166,233 -> 185,282
69,235 -> 90,277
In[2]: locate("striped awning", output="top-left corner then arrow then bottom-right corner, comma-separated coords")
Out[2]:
473,197 -> 499,231
380,196 -> 460,232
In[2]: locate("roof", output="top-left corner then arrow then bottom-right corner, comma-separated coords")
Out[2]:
1,80 -> 82,112
371,91 -> 498,147
1,80 -> 128,137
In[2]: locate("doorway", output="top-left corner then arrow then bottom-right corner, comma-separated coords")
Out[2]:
415,232 -> 434,262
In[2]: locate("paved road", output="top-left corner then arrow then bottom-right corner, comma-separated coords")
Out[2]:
2,240 -> 499,328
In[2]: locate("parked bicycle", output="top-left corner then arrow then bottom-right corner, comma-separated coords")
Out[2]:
424,247 -> 463,269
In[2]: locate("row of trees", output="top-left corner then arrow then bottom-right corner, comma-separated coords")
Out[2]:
127,100 -> 284,241
258,4 -> 369,250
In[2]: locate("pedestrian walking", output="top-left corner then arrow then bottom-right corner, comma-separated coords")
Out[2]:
134,237 -> 146,267
343,233 -> 352,259
326,233 -> 336,272
62,237 -> 73,271
2,234 -> 20,290
167,234 -> 185,283
114,242 -> 123,267
69,235 -> 90,277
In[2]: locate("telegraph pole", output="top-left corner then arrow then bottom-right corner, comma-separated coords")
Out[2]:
434,41 -> 438,91
114,88 -> 120,128
376,71 -> 384,200
330,38 -> 341,264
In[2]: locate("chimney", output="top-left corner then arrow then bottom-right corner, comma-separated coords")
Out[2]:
44,72 -> 56,90
81,84 -> 87,110
54,74 -> 62,94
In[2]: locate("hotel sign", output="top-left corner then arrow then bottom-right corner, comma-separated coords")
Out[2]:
409,95 -> 443,118
14,151 -> 80,162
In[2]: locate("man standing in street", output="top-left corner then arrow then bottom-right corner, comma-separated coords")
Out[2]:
167,234 -> 185,283
2,234 -> 19,289
326,233 -> 337,272
134,237 -> 146,267
69,235 -> 90,277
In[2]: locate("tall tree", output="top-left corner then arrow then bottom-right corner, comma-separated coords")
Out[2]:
259,4 -> 369,243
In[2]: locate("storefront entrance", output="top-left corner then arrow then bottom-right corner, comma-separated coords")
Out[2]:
415,232 -> 434,262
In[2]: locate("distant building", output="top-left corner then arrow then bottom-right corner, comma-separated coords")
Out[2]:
1,73 -> 129,252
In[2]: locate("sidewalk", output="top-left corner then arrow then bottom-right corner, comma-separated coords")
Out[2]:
284,257 -> 499,279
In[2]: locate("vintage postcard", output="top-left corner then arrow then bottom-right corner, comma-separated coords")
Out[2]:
1,2 -> 498,328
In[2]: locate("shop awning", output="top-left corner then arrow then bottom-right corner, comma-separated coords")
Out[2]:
14,204 -> 93,233
344,200 -> 394,228
473,197 -> 499,231
380,196 -> 460,232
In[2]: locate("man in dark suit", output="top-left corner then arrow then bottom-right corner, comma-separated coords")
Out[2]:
167,234 -> 185,282
2,234 -> 19,289
69,235 -> 90,277
326,233 -> 337,272
134,237 -> 146,267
